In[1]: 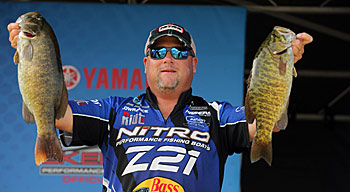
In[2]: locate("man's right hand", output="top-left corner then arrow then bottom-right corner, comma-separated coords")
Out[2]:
8,22 -> 20,49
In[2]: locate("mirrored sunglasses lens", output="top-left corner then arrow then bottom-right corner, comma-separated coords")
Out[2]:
151,48 -> 167,59
171,48 -> 188,59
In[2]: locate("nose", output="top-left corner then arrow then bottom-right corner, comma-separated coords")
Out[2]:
163,50 -> 174,62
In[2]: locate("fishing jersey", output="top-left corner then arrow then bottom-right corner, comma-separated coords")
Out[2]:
60,88 -> 250,192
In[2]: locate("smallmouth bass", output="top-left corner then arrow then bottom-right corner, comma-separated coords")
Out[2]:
14,12 -> 68,166
245,26 -> 297,166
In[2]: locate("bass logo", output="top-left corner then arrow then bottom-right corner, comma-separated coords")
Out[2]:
133,177 -> 184,192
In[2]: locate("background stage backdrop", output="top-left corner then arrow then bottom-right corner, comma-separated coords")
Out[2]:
0,2 -> 246,192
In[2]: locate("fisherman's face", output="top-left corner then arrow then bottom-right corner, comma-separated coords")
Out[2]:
144,36 -> 198,94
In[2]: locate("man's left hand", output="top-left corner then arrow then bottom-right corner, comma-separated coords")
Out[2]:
292,32 -> 313,63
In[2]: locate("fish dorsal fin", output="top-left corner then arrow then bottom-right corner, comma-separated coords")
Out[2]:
279,58 -> 287,76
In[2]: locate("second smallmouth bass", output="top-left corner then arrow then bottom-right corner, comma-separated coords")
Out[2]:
245,26 -> 297,166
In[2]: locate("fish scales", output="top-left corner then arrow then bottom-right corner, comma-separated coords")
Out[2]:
245,26 -> 296,166
14,12 -> 68,166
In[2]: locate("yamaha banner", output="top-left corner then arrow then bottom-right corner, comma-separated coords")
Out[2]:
0,2 -> 246,192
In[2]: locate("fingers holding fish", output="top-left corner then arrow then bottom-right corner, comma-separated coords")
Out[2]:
8,22 -> 20,49
297,32 -> 313,45
292,32 -> 313,63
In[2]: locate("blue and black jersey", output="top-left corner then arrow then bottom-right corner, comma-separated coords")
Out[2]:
60,88 -> 250,192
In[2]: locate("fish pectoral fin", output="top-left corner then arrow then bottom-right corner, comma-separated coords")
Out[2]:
22,101 -> 35,123
244,91 -> 256,124
14,51 -> 19,64
279,58 -> 287,76
250,140 -> 273,166
293,67 -> 298,77
55,82 -> 68,119
23,41 -> 34,61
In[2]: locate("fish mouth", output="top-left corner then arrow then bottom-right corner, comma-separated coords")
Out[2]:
23,31 -> 36,38
19,29 -> 38,40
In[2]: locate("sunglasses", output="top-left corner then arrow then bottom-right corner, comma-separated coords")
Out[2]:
147,47 -> 195,59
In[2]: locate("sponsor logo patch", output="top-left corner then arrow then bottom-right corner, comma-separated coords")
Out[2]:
75,99 -> 102,107
185,109 -> 211,117
121,112 -> 145,126
158,24 -> 183,33
122,106 -> 149,113
133,177 -> 184,192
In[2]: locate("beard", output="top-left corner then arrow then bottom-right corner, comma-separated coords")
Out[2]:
156,76 -> 179,92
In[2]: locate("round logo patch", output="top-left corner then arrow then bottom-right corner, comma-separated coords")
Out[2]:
133,177 -> 184,192
63,65 -> 81,90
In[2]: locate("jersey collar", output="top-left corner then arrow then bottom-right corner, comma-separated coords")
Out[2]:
145,87 -> 193,112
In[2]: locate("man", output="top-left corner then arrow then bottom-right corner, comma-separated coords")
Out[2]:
8,23 -> 312,192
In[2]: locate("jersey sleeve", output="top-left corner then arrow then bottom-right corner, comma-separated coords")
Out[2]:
60,96 -> 123,148
209,101 -> 250,155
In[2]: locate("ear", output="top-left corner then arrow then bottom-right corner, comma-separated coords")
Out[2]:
192,57 -> 198,73
143,57 -> 148,74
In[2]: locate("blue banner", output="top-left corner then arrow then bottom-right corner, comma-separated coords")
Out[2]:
0,2 -> 246,191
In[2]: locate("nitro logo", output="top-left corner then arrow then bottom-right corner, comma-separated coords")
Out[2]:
116,126 -> 210,143
133,177 -> 184,192
158,24 -> 183,33
122,112 -> 145,126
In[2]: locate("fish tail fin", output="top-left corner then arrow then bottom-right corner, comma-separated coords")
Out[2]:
35,135 -> 63,166
250,140 -> 273,166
